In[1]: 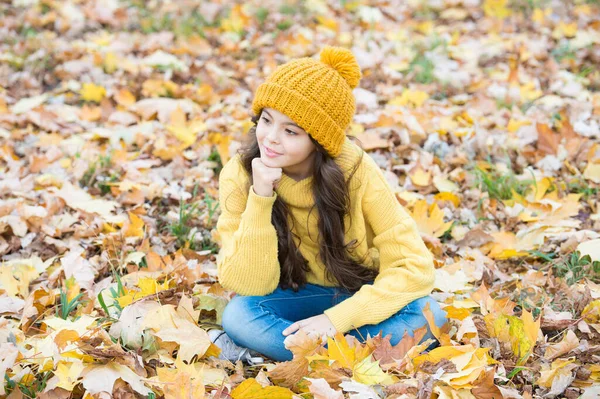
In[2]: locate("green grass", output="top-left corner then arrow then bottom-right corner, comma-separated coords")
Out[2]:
4,371 -> 52,399
566,176 -> 599,201
276,19 -> 293,31
553,250 -> 600,285
408,53 -> 435,84
279,4 -> 297,15
255,7 -> 269,26
471,160 -> 535,201
161,184 -> 220,252
207,146 -> 224,176
551,42 -> 577,63
509,0 -> 551,17
78,151 -> 121,195
406,35 -> 446,84
56,286 -> 84,320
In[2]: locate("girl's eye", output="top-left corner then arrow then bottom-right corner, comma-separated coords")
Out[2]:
261,117 -> 270,124
286,129 -> 296,135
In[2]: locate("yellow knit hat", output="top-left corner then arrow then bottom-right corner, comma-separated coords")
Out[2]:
251,46 -> 362,158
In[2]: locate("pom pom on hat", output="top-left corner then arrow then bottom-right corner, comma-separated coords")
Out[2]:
319,46 -> 362,89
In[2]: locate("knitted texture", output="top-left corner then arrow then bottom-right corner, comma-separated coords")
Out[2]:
251,46 -> 362,158
215,137 -> 436,334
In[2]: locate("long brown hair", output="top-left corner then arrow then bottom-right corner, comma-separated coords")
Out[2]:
233,111 -> 378,294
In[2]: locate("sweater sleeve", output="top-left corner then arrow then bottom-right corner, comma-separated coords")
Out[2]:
323,157 -> 436,334
215,160 -> 281,296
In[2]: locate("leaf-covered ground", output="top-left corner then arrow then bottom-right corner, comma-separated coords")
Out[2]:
1,0 -> 600,398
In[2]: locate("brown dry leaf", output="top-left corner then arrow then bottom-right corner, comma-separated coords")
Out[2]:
544,329 -> 580,360
268,330 -> 325,389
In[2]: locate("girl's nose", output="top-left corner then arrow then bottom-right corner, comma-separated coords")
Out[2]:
266,127 -> 279,144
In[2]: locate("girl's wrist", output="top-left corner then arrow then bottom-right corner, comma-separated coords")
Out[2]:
252,185 -> 273,197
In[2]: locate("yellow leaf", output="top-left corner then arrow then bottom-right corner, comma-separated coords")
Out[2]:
485,310 -> 539,365
114,89 -> 136,107
415,20 -> 433,35
433,192 -> 460,207
532,7 -> 551,24
388,90 -> 430,108
142,79 -> 179,98
54,361 -> 85,391
537,358 -> 578,388
155,362 -> 206,399
483,231 -> 531,259
507,118 -> 532,133
352,355 -> 394,385
422,301 -> 451,346
410,166 -> 431,187
316,15 -> 338,31
137,277 -> 170,297
221,4 -> 250,35
410,199 -> 453,238
80,83 -> 106,103
123,211 -> 145,238
342,0 -> 362,11
64,277 -> 81,304
327,332 -> 357,369
412,344 -> 476,369
581,299 -> 600,324
116,278 -> 169,308
231,378 -> 294,399
103,52 -> 117,74
483,0 -> 512,19
116,287 -> 136,308
552,21 -> 578,39
0,262 -> 39,298
444,306 -> 472,320
143,299 -> 218,362
519,82 -> 543,103
166,106 -> 204,147
510,309 -> 539,364
583,162 -> 600,183
207,132 -> 233,165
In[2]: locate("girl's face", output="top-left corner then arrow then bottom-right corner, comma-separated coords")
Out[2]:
255,107 -> 317,179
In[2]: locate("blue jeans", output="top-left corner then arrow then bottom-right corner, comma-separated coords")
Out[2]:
221,282 -> 448,362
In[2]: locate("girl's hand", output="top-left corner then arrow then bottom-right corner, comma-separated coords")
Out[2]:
252,157 -> 282,197
282,314 -> 338,341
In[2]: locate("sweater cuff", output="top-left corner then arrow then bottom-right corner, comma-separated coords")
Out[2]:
246,185 -> 277,212
323,296 -> 365,334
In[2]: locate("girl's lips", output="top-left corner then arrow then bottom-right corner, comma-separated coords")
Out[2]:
265,147 -> 282,157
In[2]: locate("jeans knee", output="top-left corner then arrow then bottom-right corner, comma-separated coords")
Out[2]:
221,295 -> 251,341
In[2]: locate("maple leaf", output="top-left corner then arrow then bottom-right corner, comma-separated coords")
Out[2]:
484,309 -> 540,365
122,211 -> 145,238
80,363 -> 152,396
79,83 -> 106,103
141,295 -> 219,362
409,199 -> 453,238
165,106 -> 206,148
305,377 -> 344,399
544,329 -> 579,360
230,378 -> 295,399
352,355 -> 395,385
268,330 -> 325,389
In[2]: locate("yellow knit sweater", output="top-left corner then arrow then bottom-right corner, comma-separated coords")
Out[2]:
215,137 -> 436,334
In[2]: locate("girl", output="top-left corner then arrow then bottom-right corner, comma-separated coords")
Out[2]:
209,46 -> 448,364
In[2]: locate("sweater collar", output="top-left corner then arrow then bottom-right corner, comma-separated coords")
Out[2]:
275,137 -> 363,208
